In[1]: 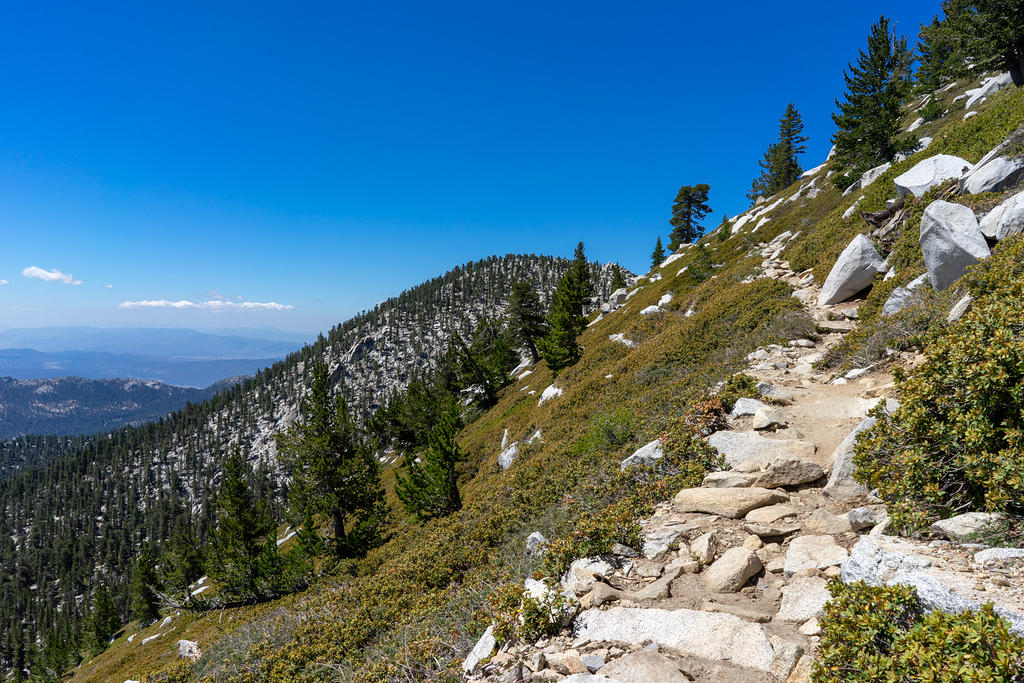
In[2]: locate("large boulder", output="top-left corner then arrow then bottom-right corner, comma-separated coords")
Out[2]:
498,443 -> 519,470
894,154 -> 973,198
920,200 -> 990,291
930,512 -> 1003,542
979,190 -> 1024,241
960,154 -> 1024,195
704,547 -> 763,592
573,607 -> 776,672
463,625 -> 496,674
176,640 -> 201,661
597,651 -> 689,682
964,72 -> 1013,109
674,487 -> 788,519
707,431 -> 816,468
818,234 -> 885,306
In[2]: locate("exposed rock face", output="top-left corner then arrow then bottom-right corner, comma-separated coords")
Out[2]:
960,154 -> 1024,194
894,154 -> 973,198
704,547 -> 763,592
620,438 -> 664,470
881,274 -> 928,317
818,234 -> 885,306
920,200 -> 990,291
674,487 -> 789,519
980,190 -> 1024,241
573,607 -> 777,673
463,625 -> 496,673
707,430 -> 815,468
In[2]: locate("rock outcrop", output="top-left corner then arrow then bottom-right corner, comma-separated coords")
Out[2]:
920,200 -> 990,290
818,235 -> 885,306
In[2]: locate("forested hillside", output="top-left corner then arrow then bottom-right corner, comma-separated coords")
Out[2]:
0,253 -> 625,676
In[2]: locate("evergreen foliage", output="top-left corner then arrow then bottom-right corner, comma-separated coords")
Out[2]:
831,16 -> 915,186
129,544 -> 160,626
207,449 -> 282,602
276,362 -> 386,558
537,243 -> 592,373
160,527 -> 205,604
88,586 -> 120,655
668,185 -> 711,249
394,405 -> 465,520
507,281 -> 548,363
749,104 -> 809,201
609,264 -> 626,291
942,0 -> 1024,86
650,236 -> 666,269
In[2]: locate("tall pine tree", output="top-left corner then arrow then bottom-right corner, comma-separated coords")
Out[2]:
831,16 -> 914,184
129,544 -> 160,625
207,449 -> 281,601
507,281 -> 547,363
748,105 -> 808,201
669,185 -> 711,249
89,586 -> 120,654
537,242 -> 590,373
395,405 -> 465,520
276,362 -> 386,559
610,263 -> 626,291
650,236 -> 666,269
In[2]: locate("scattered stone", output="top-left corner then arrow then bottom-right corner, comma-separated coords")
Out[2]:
769,636 -> 805,681
620,438 -> 664,470
597,651 -> 689,682
642,528 -> 686,560
825,403 -> 899,497
609,288 -> 629,305
930,512 -> 1003,542
562,675 -> 624,683
580,583 -> 622,609
743,534 -> 765,551
690,531 -> 717,565
498,442 -> 520,470
746,504 -> 800,525
776,576 -> 831,623
706,431 -> 815,468
860,162 -> 891,190
629,566 -> 683,601
639,305 -> 662,316
805,508 -> 854,535
176,640 -> 201,661
964,72 -> 1013,109
463,625 -> 496,674
730,397 -> 769,418
818,234 -> 886,306
785,535 -> 850,576
787,655 -> 817,683
674,487 -> 789,519
752,406 -> 787,430
609,333 -> 636,348
920,200 -> 990,291
881,273 -> 928,317
974,547 -> 1024,565
753,458 -> 824,488
546,652 -> 590,675
538,384 -> 563,405
526,531 -> 548,556
701,470 -> 758,488
946,294 -> 973,322
757,382 -> 795,404
894,154 -> 973,198
847,507 -> 880,532
799,617 -> 822,636
573,607 -> 776,672
704,547 -> 763,593
981,190 -> 1024,241
580,653 -> 606,674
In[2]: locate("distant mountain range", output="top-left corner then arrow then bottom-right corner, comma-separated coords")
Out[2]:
0,326 -> 310,387
0,376 -> 239,439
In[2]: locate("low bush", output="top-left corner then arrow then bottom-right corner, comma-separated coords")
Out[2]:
815,580 -> 1024,682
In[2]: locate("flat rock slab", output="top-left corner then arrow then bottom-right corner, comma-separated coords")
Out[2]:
707,431 -> 815,468
894,154 -> 972,198
597,651 -> 690,682
776,576 -> 831,623
785,535 -> 849,576
746,503 -> 800,525
674,487 -> 789,519
573,607 -> 776,673
930,512 -> 1003,541
753,458 -> 824,488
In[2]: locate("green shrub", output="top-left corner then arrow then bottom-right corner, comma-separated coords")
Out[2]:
815,580 -> 1024,682
920,96 -> 944,122
717,373 -> 761,411
853,237 -> 1024,532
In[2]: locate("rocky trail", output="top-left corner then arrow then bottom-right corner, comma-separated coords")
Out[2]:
464,237 -> 1024,682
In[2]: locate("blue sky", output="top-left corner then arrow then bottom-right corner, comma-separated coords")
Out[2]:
0,0 -> 941,335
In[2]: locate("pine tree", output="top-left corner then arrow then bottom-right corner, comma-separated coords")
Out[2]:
917,14 -> 963,91
395,405 -> 465,520
748,143 -> 785,202
610,264 -> 626,291
942,1 -> 1024,86
160,526 -> 205,603
89,586 -> 119,654
777,103 -> 808,188
276,362 -> 386,558
207,449 -> 280,601
669,185 -> 712,249
567,241 -> 594,320
831,16 -> 914,184
650,236 -> 666,269
129,544 -> 160,625
537,243 -> 590,373
507,281 -> 547,363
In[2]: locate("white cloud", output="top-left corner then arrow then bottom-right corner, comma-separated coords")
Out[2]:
105,284 -> 113,289
118,299 -> 293,311
22,266 -> 82,285
0,279 -> 8,285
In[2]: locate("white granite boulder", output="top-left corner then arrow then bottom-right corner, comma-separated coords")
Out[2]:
979,190 -> 1024,241
920,200 -> 990,290
960,153 -> 1024,195
818,235 -> 885,306
620,438 -> 664,470
894,154 -> 973,198
880,273 -> 928,317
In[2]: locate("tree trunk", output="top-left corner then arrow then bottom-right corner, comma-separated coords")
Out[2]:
333,509 -> 346,553
1010,49 -> 1024,87
526,338 -> 539,364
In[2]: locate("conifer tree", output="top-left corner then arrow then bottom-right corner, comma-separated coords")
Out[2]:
941,1 -> 1024,86
395,405 -> 465,520
89,586 -> 119,654
610,263 -> 626,291
276,362 -> 386,558
917,14 -> 963,91
207,449 -> 280,601
129,544 -> 160,625
160,526 -> 204,603
777,103 -> 808,187
567,241 -> 594,318
650,236 -> 666,269
669,185 -> 711,249
831,16 -> 914,184
507,281 -> 547,363
537,242 -> 590,373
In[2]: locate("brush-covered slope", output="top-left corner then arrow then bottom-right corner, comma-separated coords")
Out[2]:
0,253 -> 626,677
69,69 -> 1024,683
